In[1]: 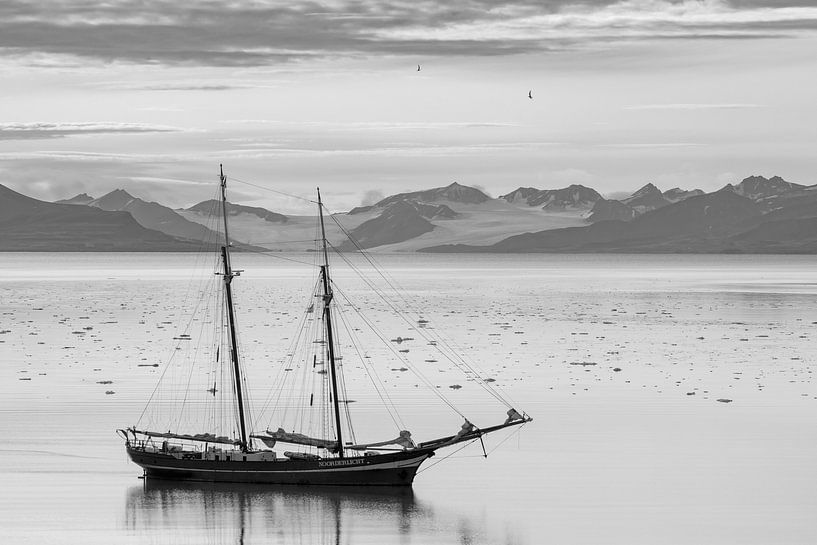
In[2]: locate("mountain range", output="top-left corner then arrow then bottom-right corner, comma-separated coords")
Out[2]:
423,176 -> 817,253
1,186 -> 274,251
0,185 -> 203,251
1,175 -> 814,252
81,189 -> 224,242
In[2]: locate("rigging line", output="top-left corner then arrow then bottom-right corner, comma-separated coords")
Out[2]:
200,285 -> 218,428
329,317 -> 356,445
324,248 -> 487,409
330,280 -> 407,425
245,239 -> 321,245
313,210 -> 331,446
325,304 -> 353,444
236,328 -> 256,442
228,293 -> 254,441
253,276 -> 322,428
301,297 -> 324,435
136,266 -> 219,428
295,311 -> 317,440
323,231 -> 515,409
228,176 -> 317,204
173,265 -> 220,432
415,439 -> 480,475
251,265 -> 321,428
321,276 -> 357,444
252,298 -> 313,429
329,252 -> 508,407
333,289 -> 406,431
329,279 -> 465,419
236,247 -> 316,266
173,306 -> 207,434
485,421 -> 528,457
217,282 -> 227,436
144,183 -> 225,430
138,195 -> 223,429
323,209 -> 463,339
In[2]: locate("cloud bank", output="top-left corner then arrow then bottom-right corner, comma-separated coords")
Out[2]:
0,121 -> 183,140
0,0 -> 815,66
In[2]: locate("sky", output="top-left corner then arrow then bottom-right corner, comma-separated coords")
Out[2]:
1,0 -> 816,213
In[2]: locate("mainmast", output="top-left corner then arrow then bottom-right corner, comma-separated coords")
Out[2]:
317,188 -> 345,458
220,165 -> 250,451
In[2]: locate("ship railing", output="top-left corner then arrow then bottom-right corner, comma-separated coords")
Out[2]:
122,428 -> 248,456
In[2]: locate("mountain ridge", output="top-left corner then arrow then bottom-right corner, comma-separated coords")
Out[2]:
55,193 -> 94,205
186,199 -> 288,223
501,184 -> 602,210
349,182 -> 490,216
86,189 -> 225,243
0,184 -> 206,251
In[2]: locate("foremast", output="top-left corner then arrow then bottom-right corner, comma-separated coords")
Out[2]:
317,189 -> 345,458
220,165 -> 250,452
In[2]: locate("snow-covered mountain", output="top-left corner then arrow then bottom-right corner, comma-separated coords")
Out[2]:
186,200 -> 288,223
621,183 -> 670,213
55,193 -> 94,205
14,174 -> 811,253
663,187 -> 704,203
722,175 -> 805,201
501,184 -> 602,210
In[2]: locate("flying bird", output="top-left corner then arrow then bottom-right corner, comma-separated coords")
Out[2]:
417,64 -> 421,71
528,90 -> 533,99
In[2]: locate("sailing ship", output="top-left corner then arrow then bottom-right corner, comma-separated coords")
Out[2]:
119,166 -> 531,486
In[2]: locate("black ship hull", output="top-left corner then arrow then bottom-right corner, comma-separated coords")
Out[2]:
127,446 -> 434,486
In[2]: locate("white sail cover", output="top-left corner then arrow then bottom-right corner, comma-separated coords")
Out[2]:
255,428 -> 338,450
132,429 -> 240,446
348,430 -> 416,451
505,408 -> 524,424
453,420 -> 476,441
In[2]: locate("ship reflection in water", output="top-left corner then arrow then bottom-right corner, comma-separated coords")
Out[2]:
125,481 -> 487,544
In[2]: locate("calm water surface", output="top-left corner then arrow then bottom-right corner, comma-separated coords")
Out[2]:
1,253 -> 816,544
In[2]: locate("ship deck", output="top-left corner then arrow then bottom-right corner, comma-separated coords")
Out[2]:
127,445 -> 435,486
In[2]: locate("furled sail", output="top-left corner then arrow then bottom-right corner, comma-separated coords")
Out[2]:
454,419 -> 476,441
505,408 -> 524,424
130,428 -> 241,446
252,428 -> 339,450
348,430 -> 416,451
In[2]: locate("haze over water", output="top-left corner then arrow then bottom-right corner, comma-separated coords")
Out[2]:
1,253 -> 816,544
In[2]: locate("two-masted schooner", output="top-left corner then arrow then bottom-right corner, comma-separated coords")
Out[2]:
119,166 -> 531,485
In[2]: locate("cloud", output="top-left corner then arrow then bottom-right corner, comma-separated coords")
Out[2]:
128,176 -> 212,187
360,189 -> 385,206
601,142 -> 702,148
215,141 -> 565,159
714,171 -> 738,186
127,84 -> 238,92
0,1 -> 815,66
136,106 -> 186,112
0,121 -> 184,140
549,168 -> 595,185
624,103 -> 763,110
224,120 -> 521,131
99,80 -> 282,91
469,183 -> 491,197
